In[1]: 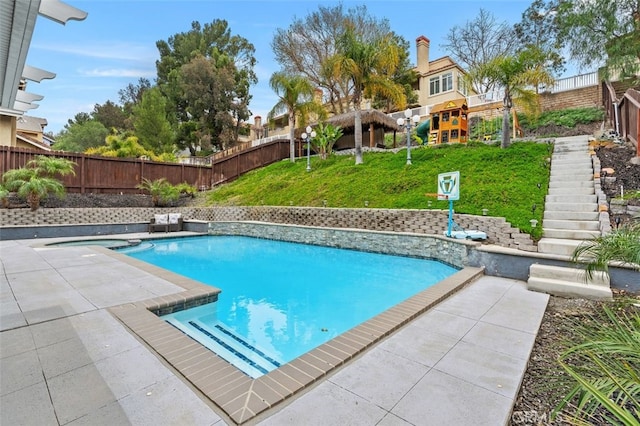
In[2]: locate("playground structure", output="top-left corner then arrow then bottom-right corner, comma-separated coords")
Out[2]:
427,99 -> 469,144
414,97 -> 524,144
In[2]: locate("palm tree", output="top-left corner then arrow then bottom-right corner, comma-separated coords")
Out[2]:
2,155 -> 76,211
330,26 -> 406,164
472,46 -> 554,148
268,72 -> 325,163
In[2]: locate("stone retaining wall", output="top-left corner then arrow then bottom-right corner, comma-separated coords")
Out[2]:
593,153 -> 639,232
0,206 -> 536,250
610,199 -> 640,218
209,222 -> 474,268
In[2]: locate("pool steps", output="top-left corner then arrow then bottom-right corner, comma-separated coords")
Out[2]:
165,318 -> 281,378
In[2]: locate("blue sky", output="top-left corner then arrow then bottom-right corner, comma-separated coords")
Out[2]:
26,0 -> 569,134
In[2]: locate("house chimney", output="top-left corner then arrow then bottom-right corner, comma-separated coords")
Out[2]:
254,115 -> 262,128
416,35 -> 430,74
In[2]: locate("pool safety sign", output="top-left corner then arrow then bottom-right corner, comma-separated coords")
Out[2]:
438,171 -> 460,201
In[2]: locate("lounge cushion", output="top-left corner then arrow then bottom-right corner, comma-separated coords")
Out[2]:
154,214 -> 169,225
168,213 -> 182,224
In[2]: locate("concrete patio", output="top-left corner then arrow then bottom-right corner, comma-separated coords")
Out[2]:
1,234 -> 549,425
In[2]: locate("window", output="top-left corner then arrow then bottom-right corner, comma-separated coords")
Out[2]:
457,73 -> 468,96
430,72 -> 454,96
442,72 -> 453,92
429,76 -> 440,95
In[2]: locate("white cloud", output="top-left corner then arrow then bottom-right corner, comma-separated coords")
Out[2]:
80,68 -> 156,78
31,41 -> 157,62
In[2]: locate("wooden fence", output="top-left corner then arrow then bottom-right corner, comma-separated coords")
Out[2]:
603,81 -> 640,156
0,138 -> 298,193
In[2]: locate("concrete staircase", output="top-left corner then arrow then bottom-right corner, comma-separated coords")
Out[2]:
527,136 -> 612,300
527,264 -> 611,299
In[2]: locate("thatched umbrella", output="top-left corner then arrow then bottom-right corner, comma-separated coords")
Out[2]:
325,109 -> 402,149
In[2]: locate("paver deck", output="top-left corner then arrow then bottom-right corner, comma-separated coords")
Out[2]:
1,233 -> 549,425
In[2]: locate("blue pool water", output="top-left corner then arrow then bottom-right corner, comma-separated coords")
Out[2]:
120,236 -> 458,377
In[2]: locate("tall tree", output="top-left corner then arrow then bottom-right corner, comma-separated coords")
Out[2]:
92,100 -> 128,131
156,20 -> 256,152
372,32 -> 418,112
118,78 -> 151,107
132,87 -> 174,153
268,72 -> 326,162
272,4 -> 410,115
52,120 -> 109,152
118,77 -> 151,126
471,47 -> 554,148
555,0 -> 640,82
330,26 -> 406,165
441,8 -> 518,93
177,54 -> 237,153
514,0 -> 565,79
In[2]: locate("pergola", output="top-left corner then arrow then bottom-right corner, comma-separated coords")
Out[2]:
0,0 -> 87,143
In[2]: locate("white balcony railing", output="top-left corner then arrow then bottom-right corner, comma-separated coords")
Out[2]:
541,71 -> 599,93
388,105 -> 430,121
252,132 -> 290,146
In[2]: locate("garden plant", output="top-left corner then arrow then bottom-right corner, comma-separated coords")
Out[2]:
1,155 -> 76,211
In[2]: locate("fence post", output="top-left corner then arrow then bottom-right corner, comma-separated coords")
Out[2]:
636,107 -> 640,157
80,154 -> 85,193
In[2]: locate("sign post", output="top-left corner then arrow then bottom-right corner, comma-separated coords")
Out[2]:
437,171 -> 460,237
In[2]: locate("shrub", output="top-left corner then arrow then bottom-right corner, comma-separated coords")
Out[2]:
553,304 -> 640,425
311,123 -> 343,159
572,222 -> 640,280
137,178 -> 181,207
1,156 -> 76,211
518,107 -> 605,131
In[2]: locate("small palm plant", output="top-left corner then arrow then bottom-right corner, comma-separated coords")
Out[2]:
312,123 -> 344,160
2,155 -> 76,211
137,178 -> 180,207
572,221 -> 640,281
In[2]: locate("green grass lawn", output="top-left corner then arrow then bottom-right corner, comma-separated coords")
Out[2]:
205,141 -> 553,239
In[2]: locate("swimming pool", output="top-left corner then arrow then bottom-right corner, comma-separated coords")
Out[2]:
120,235 -> 458,378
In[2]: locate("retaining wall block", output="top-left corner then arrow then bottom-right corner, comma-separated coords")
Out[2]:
1,206 -> 537,250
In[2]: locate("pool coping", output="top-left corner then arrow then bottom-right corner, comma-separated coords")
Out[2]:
104,241 -> 484,425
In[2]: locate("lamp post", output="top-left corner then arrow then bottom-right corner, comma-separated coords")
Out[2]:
397,109 -> 421,165
301,125 -> 316,172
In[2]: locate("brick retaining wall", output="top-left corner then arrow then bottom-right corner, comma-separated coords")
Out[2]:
0,206 -> 536,251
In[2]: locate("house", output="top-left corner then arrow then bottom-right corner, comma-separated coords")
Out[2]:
13,116 -> 52,151
413,36 -> 470,110
0,0 -> 87,149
